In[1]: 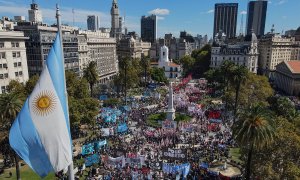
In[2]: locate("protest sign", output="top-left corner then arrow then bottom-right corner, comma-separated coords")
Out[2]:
85,154 -> 100,167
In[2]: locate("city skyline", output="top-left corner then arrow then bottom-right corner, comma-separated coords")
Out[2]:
0,0 -> 298,38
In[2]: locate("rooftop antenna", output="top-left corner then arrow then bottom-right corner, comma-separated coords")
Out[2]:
72,8 -> 75,26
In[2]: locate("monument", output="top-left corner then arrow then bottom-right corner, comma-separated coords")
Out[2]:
166,82 -> 176,121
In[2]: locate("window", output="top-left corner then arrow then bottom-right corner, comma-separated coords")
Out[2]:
11,42 -> 20,48
14,62 -> 17,67
18,62 -> 21,66
0,43 -> 4,48
4,73 -> 8,78
15,72 -> 19,77
0,52 -> 5,59
1,86 -> 5,93
12,52 -> 20,58
19,71 -> 23,76
0,74 -> 3,79
3,63 -> 7,68
0,64 -> 2,68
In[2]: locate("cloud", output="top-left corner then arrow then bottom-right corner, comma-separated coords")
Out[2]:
148,8 -> 170,16
157,16 -> 165,20
282,15 -> 287,19
0,2 -> 112,27
206,9 -> 214,14
276,0 -> 287,5
268,1 -> 272,4
0,0 -> 16,5
240,11 -> 247,15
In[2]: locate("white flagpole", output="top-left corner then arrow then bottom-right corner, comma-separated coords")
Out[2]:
56,4 -> 74,180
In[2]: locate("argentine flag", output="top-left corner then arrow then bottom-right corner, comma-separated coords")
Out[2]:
9,33 -> 72,177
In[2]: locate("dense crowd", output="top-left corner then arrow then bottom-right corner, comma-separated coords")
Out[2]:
62,83 -> 242,180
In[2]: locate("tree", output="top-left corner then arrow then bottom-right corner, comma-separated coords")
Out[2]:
24,75 -> 39,96
0,93 -> 24,180
191,45 -> 211,78
179,55 -> 195,77
7,80 -> 26,98
83,61 -> 99,97
233,104 -> 275,180
269,96 -> 298,121
250,117 -> 300,179
150,67 -> 168,84
231,66 -> 248,121
66,71 -> 89,99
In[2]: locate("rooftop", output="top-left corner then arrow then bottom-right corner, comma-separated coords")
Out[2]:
287,60 -> 300,73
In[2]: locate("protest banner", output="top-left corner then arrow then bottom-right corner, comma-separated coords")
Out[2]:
81,143 -> 94,155
162,148 -> 187,160
94,139 -> 107,150
117,123 -> 128,133
162,120 -> 177,129
85,154 -> 100,167
162,163 -> 190,178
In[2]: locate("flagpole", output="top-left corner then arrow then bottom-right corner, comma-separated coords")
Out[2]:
56,4 -> 74,180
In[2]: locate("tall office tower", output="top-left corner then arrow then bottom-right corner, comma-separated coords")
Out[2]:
87,15 -> 99,31
110,0 -> 122,40
28,0 -> 43,23
246,0 -> 268,37
141,15 -> 157,43
213,3 -> 238,39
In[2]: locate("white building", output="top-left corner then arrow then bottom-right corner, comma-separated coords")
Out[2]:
78,30 -> 119,84
0,31 -> 29,94
158,45 -> 181,79
28,1 -> 43,23
258,26 -> 294,76
211,30 -> 259,73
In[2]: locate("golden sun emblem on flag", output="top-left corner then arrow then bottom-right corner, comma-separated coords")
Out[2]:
32,90 -> 57,116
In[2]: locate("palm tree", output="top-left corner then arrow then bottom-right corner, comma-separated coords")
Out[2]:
233,104 -> 275,180
231,66 -> 248,122
0,93 -> 24,180
83,61 -> 99,97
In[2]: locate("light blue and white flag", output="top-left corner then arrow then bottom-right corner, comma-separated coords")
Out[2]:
9,33 -> 72,178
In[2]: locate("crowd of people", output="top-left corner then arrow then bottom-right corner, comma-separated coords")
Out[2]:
68,81 -> 242,180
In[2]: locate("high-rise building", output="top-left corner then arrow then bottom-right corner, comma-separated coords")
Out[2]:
246,0 -> 268,37
28,0 -> 42,23
110,0 -> 122,40
0,31 -> 29,94
87,15 -> 99,31
15,22 -> 80,77
141,15 -> 157,43
213,3 -> 238,39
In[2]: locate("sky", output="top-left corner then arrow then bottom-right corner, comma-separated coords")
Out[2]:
0,0 -> 299,38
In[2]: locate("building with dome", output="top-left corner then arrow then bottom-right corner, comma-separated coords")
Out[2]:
210,30 -> 259,73
155,45 -> 181,79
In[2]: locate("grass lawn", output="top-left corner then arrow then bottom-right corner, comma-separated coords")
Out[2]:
229,148 -> 243,164
0,164 -> 55,180
146,112 -> 192,128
